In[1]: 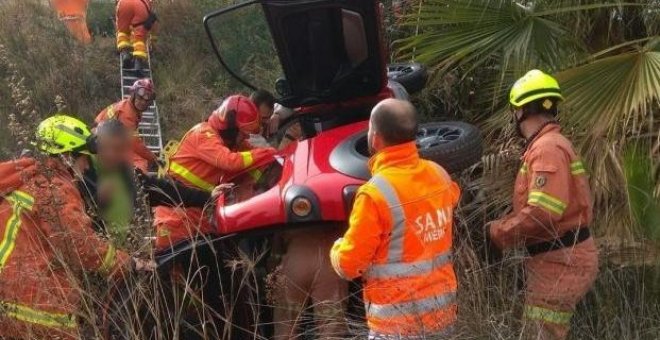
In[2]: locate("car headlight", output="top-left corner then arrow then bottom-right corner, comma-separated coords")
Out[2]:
291,197 -> 312,217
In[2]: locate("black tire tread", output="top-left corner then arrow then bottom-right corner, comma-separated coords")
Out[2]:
418,121 -> 483,174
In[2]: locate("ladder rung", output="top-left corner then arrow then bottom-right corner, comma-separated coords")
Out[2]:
122,68 -> 151,72
120,53 -> 161,155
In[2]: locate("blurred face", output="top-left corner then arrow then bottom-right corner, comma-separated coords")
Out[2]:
258,103 -> 273,127
96,133 -> 131,171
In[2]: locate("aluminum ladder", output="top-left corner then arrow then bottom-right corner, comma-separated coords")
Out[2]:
119,53 -> 163,157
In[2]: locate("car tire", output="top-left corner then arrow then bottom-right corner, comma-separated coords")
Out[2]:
387,62 -> 428,94
417,121 -> 483,174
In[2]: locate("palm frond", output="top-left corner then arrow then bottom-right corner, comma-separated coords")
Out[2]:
556,38 -> 660,137
623,142 -> 660,241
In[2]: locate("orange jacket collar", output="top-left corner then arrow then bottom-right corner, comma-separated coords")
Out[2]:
368,141 -> 420,175
524,123 -> 561,158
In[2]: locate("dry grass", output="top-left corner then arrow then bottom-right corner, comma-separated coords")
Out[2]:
1,0 -> 659,339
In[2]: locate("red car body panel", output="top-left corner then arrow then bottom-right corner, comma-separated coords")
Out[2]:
215,120 -> 369,235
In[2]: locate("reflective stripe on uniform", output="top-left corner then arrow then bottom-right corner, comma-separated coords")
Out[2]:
240,152 -> 254,167
370,175 -> 405,263
1,301 -> 77,329
364,251 -> 452,280
105,104 -> 116,119
133,50 -> 148,59
99,244 -> 117,273
133,41 -> 146,48
570,160 -> 586,175
528,190 -> 567,215
366,292 -> 456,319
520,163 -> 528,174
368,325 -> 456,340
249,169 -> 263,182
524,305 -> 573,325
59,15 -> 84,21
0,191 -> 34,272
169,161 -> 215,192
116,32 -> 130,49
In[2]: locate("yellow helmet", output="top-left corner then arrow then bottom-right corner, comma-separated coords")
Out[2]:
36,115 -> 91,155
509,69 -> 564,107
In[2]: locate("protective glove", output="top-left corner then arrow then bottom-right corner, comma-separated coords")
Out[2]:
211,183 -> 236,199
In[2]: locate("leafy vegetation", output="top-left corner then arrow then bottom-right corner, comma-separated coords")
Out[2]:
0,0 -> 659,339
397,0 -> 660,239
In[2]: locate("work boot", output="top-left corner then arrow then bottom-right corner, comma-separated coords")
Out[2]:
120,49 -> 133,69
134,57 -> 148,77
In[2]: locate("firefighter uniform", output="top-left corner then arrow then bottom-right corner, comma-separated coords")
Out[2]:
115,0 -> 156,60
489,123 -> 598,339
95,98 -> 157,172
331,141 -> 461,338
50,0 -> 92,44
153,122 -> 275,251
0,158 -> 130,339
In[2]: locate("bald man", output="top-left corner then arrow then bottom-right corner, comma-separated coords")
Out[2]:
331,99 -> 461,338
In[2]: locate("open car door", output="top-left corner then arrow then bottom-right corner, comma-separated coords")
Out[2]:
204,0 -> 387,108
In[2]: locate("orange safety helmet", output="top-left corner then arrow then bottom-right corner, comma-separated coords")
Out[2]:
208,95 -> 260,134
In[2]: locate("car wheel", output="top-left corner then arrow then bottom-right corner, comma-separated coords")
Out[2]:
417,121 -> 483,174
387,62 -> 428,94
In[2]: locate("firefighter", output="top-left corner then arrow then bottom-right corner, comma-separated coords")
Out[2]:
330,99 -> 461,339
115,0 -> 157,73
153,95 -> 276,251
50,0 -> 92,44
78,119 -> 221,247
95,78 -> 158,172
0,115 -> 152,339
487,70 -> 599,339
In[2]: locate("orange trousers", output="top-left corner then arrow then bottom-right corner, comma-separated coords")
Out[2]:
60,16 -> 92,44
51,0 -> 91,44
522,238 -> 599,340
116,28 -> 149,60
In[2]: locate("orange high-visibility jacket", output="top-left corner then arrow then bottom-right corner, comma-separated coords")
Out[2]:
153,122 -> 275,250
331,142 -> 461,337
0,158 -> 130,339
95,98 -> 158,169
490,124 -> 593,249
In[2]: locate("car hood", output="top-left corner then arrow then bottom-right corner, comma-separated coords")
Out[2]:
261,0 -> 387,108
